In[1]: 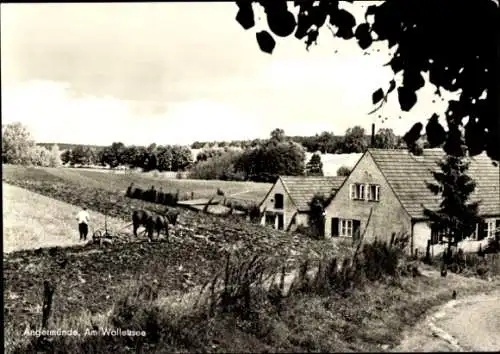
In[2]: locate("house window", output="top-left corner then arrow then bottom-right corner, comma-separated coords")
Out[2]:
349,183 -> 365,200
274,193 -> 284,209
367,184 -> 380,202
476,220 -> 498,240
332,218 -> 361,237
486,220 -> 497,238
430,225 -> 447,245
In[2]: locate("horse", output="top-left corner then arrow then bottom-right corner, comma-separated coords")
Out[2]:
153,209 -> 180,242
132,209 -> 155,241
132,208 -> 180,242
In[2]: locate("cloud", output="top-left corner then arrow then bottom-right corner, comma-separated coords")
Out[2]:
1,80 -> 265,146
1,3 -> 459,146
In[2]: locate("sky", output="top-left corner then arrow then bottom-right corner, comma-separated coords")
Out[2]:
1,2 -> 456,146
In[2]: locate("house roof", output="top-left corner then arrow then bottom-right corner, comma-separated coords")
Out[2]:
280,176 -> 346,212
368,148 -> 500,219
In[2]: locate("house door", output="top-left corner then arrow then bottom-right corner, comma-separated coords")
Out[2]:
265,213 -> 275,227
277,214 -> 284,230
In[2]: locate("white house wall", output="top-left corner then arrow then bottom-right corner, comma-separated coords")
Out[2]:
260,179 -> 300,231
413,220 -> 495,256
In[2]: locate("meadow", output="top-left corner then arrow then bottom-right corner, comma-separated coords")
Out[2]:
3,164 -> 499,353
41,165 -> 271,201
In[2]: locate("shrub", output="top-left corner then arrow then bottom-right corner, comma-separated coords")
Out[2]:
195,254 -> 277,319
248,204 -> 262,223
336,166 -> 351,177
176,171 -> 184,179
188,150 -> 245,181
131,188 -> 144,200
288,233 -> 412,297
162,192 -> 178,206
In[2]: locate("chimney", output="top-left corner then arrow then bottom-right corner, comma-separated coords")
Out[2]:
371,123 -> 375,148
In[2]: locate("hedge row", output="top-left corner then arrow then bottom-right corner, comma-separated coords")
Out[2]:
125,184 -> 179,206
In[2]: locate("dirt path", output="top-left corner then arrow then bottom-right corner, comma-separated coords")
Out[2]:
394,289 -> 500,352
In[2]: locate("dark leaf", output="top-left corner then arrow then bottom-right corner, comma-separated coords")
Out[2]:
465,118 -> 486,157
267,10 -> 297,37
372,88 -> 385,105
425,114 -> 446,148
403,71 -> 425,91
336,26 -> 354,40
355,23 -> 370,41
236,5 -> 255,30
305,29 -> 319,50
387,55 -> 404,74
256,31 -> 276,54
388,79 -> 396,93
330,9 -> 356,29
295,13 -> 312,39
403,122 -> 423,147
365,5 -> 378,17
397,86 -> 417,112
358,36 -> 373,50
355,23 -> 372,49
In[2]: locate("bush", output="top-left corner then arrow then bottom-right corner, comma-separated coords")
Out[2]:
248,204 -> 262,223
336,166 -> 351,177
195,254 -> 277,319
289,233 -> 411,297
188,150 -> 245,180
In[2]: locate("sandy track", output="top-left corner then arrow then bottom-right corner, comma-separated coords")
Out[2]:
394,290 -> 500,352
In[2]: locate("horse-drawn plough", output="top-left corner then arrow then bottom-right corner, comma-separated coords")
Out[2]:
91,206 -> 179,246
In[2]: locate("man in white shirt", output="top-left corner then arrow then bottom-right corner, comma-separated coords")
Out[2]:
76,207 -> 90,241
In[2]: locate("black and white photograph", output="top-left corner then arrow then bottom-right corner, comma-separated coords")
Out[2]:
2,1 -> 500,352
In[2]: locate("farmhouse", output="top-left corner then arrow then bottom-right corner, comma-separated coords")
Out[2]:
323,148 -> 500,255
259,176 -> 346,232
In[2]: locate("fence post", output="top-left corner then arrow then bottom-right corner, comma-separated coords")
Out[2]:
41,280 -> 56,329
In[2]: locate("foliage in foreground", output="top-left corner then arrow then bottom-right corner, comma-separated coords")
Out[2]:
235,0 -> 499,162
16,234 -> 421,353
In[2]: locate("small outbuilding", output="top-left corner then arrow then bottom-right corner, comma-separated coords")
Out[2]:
259,176 -> 346,232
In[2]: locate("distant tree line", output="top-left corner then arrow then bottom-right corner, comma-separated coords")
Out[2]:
191,126 -> 406,154
60,142 -> 193,172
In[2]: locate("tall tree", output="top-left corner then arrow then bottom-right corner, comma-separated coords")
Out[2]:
317,131 -> 336,153
343,126 -> 367,153
306,153 -> 324,176
101,142 -> 126,169
270,128 -> 286,143
1,122 -> 36,165
374,128 -> 398,149
234,0 -> 499,162
171,145 -> 193,171
423,130 -> 481,254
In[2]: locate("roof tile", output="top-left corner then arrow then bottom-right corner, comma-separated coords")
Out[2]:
280,176 -> 346,212
369,148 -> 500,219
